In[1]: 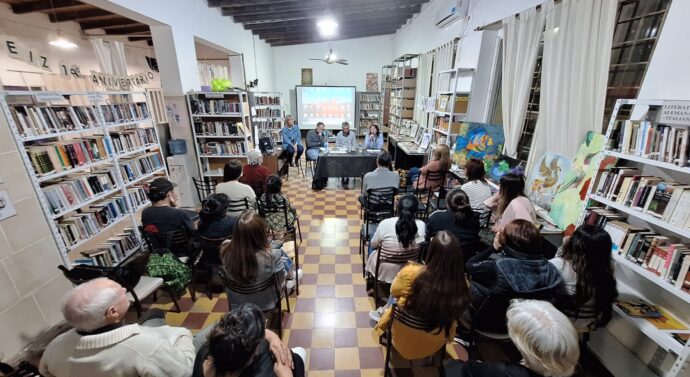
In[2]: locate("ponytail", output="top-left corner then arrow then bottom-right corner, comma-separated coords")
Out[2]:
395,194 -> 419,248
446,188 -> 473,226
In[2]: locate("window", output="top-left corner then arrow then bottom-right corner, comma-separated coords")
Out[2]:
515,41 -> 543,163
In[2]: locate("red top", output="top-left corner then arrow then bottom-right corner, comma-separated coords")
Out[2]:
239,164 -> 271,192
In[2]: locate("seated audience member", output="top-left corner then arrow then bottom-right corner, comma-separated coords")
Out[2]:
197,193 -> 237,266
446,300 -> 579,377
260,174 -> 298,233
551,224 -> 618,330
426,188 -> 482,260
40,278 -> 196,377
193,303 -> 306,377
460,158 -> 493,211
336,121 -> 356,185
215,160 -> 256,215
465,219 -> 561,330
365,194 -> 426,285
280,115 -> 303,166
222,210 -> 300,306
484,173 -> 536,231
239,149 -> 271,193
408,144 -> 451,191
363,124 -> 384,149
359,150 -> 400,207
373,231 -> 470,360
306,121 -> 329,160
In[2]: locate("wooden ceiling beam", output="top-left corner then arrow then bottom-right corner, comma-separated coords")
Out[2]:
208,0 -> 298,7
231,2 -> 423,24
80,17 -> 139,30
257,20 -> 404,40
11,0 -> 84,14
127,36 -> 150,42
48,8 -> 111,22
102,24 -> 149,35
268,28 -> 398,46
264,27 -> 399,43
246,8 -> 419,32
222,0 -> 425,17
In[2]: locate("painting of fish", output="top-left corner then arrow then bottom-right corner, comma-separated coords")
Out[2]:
452,122 -> 505,173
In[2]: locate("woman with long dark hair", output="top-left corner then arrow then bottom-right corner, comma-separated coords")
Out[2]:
373,231 -> 470,360
484,173 -> 536,231
460,158 -> 492,210
426,188 -> 482,260
363,124 -> 384,149
260,174 -> 297,233
551,225 -> 618,330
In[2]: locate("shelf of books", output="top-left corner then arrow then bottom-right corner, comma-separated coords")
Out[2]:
358,92 -> 381,136
187,91 -> 252,183
380,65 -> 394,130
0,90 -> 168,268
432,68 -> 474,147
583,99 -> 690,376
249,91 -> 283,146
388,54 -> 418,133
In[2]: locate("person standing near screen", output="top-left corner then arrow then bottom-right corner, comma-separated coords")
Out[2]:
306,122 -> 328,161
280,115 -> 303,166
363,124 -> 384,149
336,122 -> 356,149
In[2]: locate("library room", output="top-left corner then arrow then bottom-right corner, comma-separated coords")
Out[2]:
0,0 -> 689,376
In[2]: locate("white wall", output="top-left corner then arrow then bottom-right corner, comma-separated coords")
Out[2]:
272,35 -> 394,115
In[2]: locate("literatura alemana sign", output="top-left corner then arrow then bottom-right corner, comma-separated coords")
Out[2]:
660,101 -> 690,126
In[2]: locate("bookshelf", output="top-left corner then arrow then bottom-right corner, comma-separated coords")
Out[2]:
380,65 -> 394,129
358,91 -> 381,136
389,54 -> 418,135
249,91 -> 283,146
582,99 -> 690,376
0,90 -> 167,268
186,91 -> 252,182
432,68 -> 474,147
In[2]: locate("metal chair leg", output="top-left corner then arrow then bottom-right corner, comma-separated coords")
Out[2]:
296,218 -> 303,242
168,288 -> 182,313
293,237 -> 300,295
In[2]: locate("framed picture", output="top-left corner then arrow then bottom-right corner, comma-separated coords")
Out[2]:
366,73 -> 378,91
419,133 -> 432,150
415,127 -> 425,145
409,123 -> 419,138
301,68 -> 313,85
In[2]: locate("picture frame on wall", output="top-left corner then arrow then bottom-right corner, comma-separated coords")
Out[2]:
419,133 -> 432,151
366,73 -> 378,91
301,68 -> 313,85
415,127 -> 425,145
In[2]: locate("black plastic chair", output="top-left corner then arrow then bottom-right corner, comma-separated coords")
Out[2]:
227,197 -> 252,215
476,210 -> 492,229
359,187 -> 398,276
381,304 -> 446,377
198,234 -> 229,299
413,170 -> 448,220
193,177 -> 215,203
373,245 -> 422,306
0,361 -> 42,377
218,269 -> 290,337
305,153 -> 318,177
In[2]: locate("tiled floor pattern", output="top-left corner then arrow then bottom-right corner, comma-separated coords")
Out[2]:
144,167 -> 468,377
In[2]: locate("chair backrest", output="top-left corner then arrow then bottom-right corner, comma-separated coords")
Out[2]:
198,234 -> 228,266
390,303 -> 437,332
258,195 -> 292,229
364,187 -> 398,221
417,170 -> 448,193
140,226 -> 193,257
218,269 -> 281,310
476,210 -> 492,229
227,197 -> 251,214
58,264 -> 100,285
471,293 -> 512,334
249,179 -> 265,196
193,177 -> 216,203
377,245 -> 422,265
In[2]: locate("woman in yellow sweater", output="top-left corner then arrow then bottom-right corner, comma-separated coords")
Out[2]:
374,230 -> 470,360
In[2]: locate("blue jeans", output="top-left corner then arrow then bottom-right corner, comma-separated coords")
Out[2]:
306,148 -> 320,161
407,167 -> 420,185
284,144 -> 304,162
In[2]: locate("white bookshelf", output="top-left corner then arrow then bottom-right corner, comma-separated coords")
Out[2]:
389,54 -> 418,133
187,91 -> 252,182
249,91 -> 283,146
358,91 -> 381,136
582,98 -> 690,376
431,68 -> 474,147
0,90 -> 168,267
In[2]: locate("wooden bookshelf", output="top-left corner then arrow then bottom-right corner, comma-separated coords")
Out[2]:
358,91 -> 381,136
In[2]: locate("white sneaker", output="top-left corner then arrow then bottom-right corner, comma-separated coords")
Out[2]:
292,347 -> 306,363
286,279 -> 296,290
296,269 -> 303,281
369,306 -> 385,322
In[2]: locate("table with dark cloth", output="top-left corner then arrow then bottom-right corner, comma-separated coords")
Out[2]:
388,134 -> 427,170
312,150 -> 379,180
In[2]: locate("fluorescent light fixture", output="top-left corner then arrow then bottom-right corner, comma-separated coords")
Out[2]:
317,17 -> 338,38
49,33 -> 78,49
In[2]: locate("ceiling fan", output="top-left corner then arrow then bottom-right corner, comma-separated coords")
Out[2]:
309,45 -> 349,65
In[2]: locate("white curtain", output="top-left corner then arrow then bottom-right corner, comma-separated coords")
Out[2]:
413,51 -> 433,128
527,0 -> 616,171
197,62 -> 229,87
90,38 -> 113,74
90,38 -> 128,75
501,8 -> 546,157
430,41 -> 456,96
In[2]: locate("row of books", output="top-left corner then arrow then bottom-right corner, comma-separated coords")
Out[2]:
11,105 -> 99,137
199,141 -> 247,156
254,95 -> 280,105
126,185 -> 149,210
191,99 -> 241,115
255,108 -> 281,118
110,129 -> 158,155
608,120 -> 690,166
360,119 -> 378,130
42,169 -> 117,214
601,218 -> 690,292
119,153 -> 164,182
360,103 -> 380,111
57,195 -> 129,248
27,137 -> 110,175
101,103 -> 150,124
194,121 -> 246,137
75,228 -> 139,267
594,168 -> 690,227
253,120 -> 282,131
394,67 -> 417,78
360,94 -> 381,102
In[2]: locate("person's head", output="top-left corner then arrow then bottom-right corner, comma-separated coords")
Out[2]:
199,193 -> 229,228
432,144 -> 451,171
265,174 -> 283,195
560,225 -> 618,328
446,188 -> 473,226
247,149 -> 263,166
395,194 -> 419,248
146,178 -> 177,207
285,115 -> 295,127
222,209 -> 270,282
497,219 -> 542,256
204,303 -> 266,375
498,173 -> 526,215
507,300 -> 579,377
465,158 -> 486,182
341,122 -> 350,135
223,160 -> 243,182
61,278 -> 129,332
376,150 -> 392,170
316,122 -> 325,133
370,124 -> 380,136
406,231 -> 469,334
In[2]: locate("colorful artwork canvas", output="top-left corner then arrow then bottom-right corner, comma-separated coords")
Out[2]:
488,154 -> 525,183
452,122 -> 505,173
526,152 -> 572,212
548,131 -> 617,234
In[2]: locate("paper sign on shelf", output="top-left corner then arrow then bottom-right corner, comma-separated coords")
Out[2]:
660,101 -> 690,126
0,190 -> 17,221
33,94 -> 67,103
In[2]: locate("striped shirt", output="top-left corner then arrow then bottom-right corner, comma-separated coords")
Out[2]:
461,180 -> 492,210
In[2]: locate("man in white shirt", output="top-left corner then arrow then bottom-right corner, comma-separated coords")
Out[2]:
336,122 -> 357,185
215,160 -> 256,214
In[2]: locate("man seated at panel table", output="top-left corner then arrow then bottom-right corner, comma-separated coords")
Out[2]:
305,122 -> 329,161
336,121 -> 357,185
358,150 -> 400,207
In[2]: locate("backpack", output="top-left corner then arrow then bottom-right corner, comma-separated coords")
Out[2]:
147,252 -> 192,296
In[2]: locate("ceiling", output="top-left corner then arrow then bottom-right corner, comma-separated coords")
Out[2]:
207,0 -> 431,47
0,0 -> 152,45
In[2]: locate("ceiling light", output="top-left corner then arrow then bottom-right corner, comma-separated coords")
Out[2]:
49,32 -> 78,49
317,17 -> 338,38
329,53 -> 337,61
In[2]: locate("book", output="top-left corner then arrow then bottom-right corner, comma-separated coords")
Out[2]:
615,298 -> 661,318
645,308 -> 689,331
674,256 -> 690,288
672,333 -> 689,346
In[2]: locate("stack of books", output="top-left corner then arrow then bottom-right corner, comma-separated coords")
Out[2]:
119,153 -> 164,182
360,94 -> 381,102
191,99 -> 241,114
76,228 -> 138,267
199,141 -> 247,156
253,119 -> 282,132
27,137 -> 110,175
608,120 -> 690,166
125,185 -> 149,210
57,196 -> 129,247
110,129 -> 157,154
10,105 -> 99,137
255,95 -> 280,105
101,103 -> 150,124
42,169 -> 117,214
255,107 -> 282,118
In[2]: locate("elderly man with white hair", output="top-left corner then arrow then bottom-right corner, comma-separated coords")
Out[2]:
239,149 -> 271,194
446,299 -> 580,377
39,277 -> 196,377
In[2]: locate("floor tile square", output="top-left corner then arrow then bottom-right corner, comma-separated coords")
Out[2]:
309,348 -> 335,370
320,255 -> 336,264
315,297 -> 336,312
356,311 -> 375,328
319,263 -> 336,273
316,285 -> 336,298
335,347 -> 361,370
311,328 -> 335,348
334,328 -> 359,347
288,312 -> 314,329
335,297 -> 355,312
295,297 -> 316,312
336,263 -> 353,274
335,255 -> 351,263
359,347 -> 385,369
287,328 -> 312,348
317,273 -> 336,285
335,273 -> 353,284
335,285 -> 354,297
298,285 -> 317,298
309,371 -> 335,377
357,328 -> 380,347
181,312 -> 209,330
354,297 -> 375,312
202,312 -> 223,329
212,298 -> 229,312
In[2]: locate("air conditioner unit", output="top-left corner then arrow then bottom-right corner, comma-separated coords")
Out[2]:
435,0 -> 469,28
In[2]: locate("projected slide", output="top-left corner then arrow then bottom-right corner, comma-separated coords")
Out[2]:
296,86 -> 356,129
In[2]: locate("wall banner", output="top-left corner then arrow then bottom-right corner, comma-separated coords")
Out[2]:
90,70 -> 156,89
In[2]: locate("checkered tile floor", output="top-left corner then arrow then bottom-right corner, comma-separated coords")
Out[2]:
140,165 -> 468,376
